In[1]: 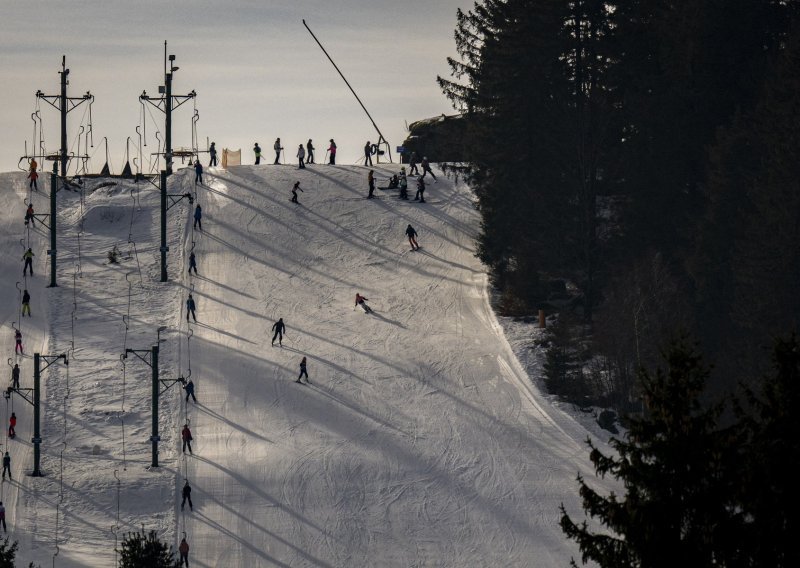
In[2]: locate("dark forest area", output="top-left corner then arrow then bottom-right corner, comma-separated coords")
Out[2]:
438,0 -> 800,412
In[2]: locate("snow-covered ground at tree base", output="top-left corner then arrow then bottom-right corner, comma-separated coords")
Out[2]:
0,163 -> 612,566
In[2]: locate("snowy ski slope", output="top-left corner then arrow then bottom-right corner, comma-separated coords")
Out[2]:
1,164 -> 606,566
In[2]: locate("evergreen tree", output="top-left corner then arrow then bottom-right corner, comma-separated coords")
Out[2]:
117,529 -> 177,568
560,338 -> 737,567
735,335 -> 800,566
0,537 -> 18,568
438,0 -> 618,318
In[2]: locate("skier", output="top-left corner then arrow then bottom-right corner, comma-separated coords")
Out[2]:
2,452 -> 10,480
271,317 -> 286,346
399,168 -> 409,200
14,329 -> 23,354
178,537 -> 190,566
186,294 -> 197,322
364,141 -> 373,166
328,139 -> 337,165
193,204 -> 202,231
306,139 -> 315,164
367,170 -> 375,199
22,248 -> 34,276
181,479 -> 194,511
0,501 -> 5,532
29,158 -> 38,173
290,181 -> 303,204
25,203 -> 34,226
406,224 -> 419,251
296,144 -> 306,169
181,424 -> 193,454
208,141 -> 217,167
355,293 -> 372,314
184,378 -> 197,403
254,142 -> 262,165
296,356 -> 309,384
11,364 -> 20,390
273,138 -> 282,165
194,160 -> 203,185
408,151 -> 420,176
415,177 -> 426,203
28,169 -> 38,191
8,413 -> 15,438
22,289 -> 31,317
420,157 -> 437,181
188,251 -> 198,275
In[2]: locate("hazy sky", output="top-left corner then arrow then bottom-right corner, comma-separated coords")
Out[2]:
0,0 -> 468,174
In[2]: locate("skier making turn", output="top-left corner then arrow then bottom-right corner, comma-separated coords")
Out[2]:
406,224 -> 420,251
355,293 -> 372,314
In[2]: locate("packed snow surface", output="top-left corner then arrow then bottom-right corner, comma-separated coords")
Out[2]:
0,163 -> 607,566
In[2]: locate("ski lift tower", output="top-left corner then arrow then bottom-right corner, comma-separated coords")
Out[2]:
36,56 -> 93,177
140,41 -> 196,175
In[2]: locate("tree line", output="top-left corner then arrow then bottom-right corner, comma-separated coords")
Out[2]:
438,0 -> 800,407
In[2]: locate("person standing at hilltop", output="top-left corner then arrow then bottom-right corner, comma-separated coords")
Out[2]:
254,142 -> 262,165
328,139 -> 337,165
306,139 -> 315,164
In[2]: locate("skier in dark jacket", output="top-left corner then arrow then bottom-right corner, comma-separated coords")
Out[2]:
306,139 -> 315,164
273,138 -> 282,164
271,318 -> 286,346
181,479 -> 194,511
22,289 -> 31,317
254,142 -> 262,165
181,424 -> 193,454
208,142 -> 217,167
420,157 -> 437,181
367,170 -> 375,199
291,181 -> 304,203
328,139 -> 337,164
22,248 -> 34,276
405,224 -> 419,251
11,364 -> 20,390
2,452 -> 11,480
179,537 -> 190,566
186,294 -> 197,322
414,177 -> 426,203
184,379 -> 197,403
364,141 -> 373,166
296,356 -> 309,384
0,501 -> 6,532
408,152 -> 420,176
355,293 -> 372,314
188,251 -> 198,275
193,204 -> 202,230
194,160 -> 203,185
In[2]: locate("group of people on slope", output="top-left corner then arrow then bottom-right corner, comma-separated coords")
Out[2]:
254,139 -> 338,167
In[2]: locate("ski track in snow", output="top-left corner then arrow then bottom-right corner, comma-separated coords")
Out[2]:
0,164 -> 610,566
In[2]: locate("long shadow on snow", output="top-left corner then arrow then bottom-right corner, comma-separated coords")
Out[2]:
220,170 -> 452,282
194,402 -> 273,444
190,274 -> 257,300
189,321 -> 257,345
191,454 -> 329,535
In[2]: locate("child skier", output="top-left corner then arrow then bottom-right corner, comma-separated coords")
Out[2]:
22,289 -> 31,317
296,356 -> 309,384
291,181 -> 304,203
405,224 -> 419,251
328,139 -> 337,164
399,168 -> 409,200
14,329 -> 23,354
